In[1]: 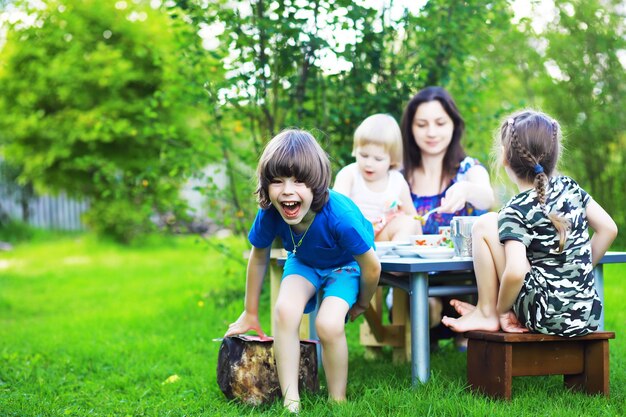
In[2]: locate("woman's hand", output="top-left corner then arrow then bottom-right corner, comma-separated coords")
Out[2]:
498,310 -> 528,333
439,182 -> 469,213
224,311 -> 266,338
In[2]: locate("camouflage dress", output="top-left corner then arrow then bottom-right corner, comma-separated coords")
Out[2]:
498,176 -> 602,337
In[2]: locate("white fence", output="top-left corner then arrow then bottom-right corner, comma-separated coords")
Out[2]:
0,190 -> 88,231
0,155 -> 82,230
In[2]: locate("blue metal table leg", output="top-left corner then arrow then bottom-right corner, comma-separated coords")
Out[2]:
410,271 -> 430,385
594,264 -> 604,330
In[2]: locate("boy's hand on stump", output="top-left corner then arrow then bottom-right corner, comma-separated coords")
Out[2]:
348,301 -> 370,322
225,311 -> 267,338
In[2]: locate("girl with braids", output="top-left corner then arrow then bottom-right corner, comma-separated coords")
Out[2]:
442,110 -> 618,336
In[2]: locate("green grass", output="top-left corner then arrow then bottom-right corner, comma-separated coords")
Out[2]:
0,233 -> 624,416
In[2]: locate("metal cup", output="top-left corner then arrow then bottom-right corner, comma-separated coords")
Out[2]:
450,216 -> 478,257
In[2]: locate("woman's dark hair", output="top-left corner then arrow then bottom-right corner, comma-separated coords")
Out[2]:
256,129 -> 330,212
400,86 -> 467,188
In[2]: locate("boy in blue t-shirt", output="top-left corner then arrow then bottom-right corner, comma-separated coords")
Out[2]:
225,129 -> 381,413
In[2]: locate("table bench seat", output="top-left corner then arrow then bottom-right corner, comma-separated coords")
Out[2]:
465,330 -> 616,400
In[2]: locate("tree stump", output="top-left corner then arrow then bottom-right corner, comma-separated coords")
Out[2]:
217,335 -> 319,406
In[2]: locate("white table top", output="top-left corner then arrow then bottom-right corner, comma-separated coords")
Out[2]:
379,251 -> 626,273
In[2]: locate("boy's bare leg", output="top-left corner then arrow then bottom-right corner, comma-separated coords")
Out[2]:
442,213 -> 505,332
315,296 -> 351,402
274,275 -> 316,412
429,297 -> 443,328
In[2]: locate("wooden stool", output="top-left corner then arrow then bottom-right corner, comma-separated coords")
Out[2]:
465,330 -> 615,400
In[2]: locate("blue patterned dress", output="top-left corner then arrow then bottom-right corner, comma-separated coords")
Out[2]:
411,156 -> 488,234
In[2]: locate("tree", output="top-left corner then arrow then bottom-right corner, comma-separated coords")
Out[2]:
536,0 -> 626,244
0,0 -> 212,241
178,0 -> 532,231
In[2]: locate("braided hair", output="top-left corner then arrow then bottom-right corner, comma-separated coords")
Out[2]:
499,110 -> 570,252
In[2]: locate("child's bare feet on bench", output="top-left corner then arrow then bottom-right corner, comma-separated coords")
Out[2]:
449,299 -> 475,316
441,308 -> 499,333
499,310 -> 529,333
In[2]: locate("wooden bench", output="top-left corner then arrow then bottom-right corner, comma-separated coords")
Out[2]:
465,330 -> 615,400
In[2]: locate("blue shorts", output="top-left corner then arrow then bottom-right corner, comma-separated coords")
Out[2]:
282,253 -> 361,314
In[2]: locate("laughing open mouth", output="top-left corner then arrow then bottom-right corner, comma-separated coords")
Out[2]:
281,201 -> 301,218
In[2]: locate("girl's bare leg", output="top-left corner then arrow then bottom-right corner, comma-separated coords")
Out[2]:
315,296 -> 351,402
274,275 -> 316,413
442,213 -> 506,332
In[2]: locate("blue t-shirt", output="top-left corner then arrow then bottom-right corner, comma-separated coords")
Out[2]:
249,189 -> 375,269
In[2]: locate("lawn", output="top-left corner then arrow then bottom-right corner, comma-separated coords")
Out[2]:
0,233 -> 624,416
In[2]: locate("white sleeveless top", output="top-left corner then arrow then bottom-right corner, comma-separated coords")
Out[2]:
345,163 -> 406,222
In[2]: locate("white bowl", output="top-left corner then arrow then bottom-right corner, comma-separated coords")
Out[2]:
409,234 -> 444,247
374,241 -> 394,257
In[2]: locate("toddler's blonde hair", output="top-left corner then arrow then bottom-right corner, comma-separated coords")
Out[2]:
353,114 -> 403,169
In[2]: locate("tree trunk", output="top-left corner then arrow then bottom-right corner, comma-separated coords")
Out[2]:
217,335 -> 319,406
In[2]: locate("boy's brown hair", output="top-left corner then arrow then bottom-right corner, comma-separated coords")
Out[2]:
256,129 -> 331,212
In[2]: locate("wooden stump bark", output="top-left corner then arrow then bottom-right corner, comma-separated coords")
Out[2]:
217,335 -> 319,405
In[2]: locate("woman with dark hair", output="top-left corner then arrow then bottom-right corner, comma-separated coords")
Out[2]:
400,86 -> 494,232
391,86 -> 495,350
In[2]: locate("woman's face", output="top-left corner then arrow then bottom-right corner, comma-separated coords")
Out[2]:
412,100 -> 454,157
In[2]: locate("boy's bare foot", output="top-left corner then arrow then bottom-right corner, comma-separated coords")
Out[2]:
449,299 -> 475,316
284,398 -> 300,414
441,309 -> 499,333
328,396 -> 347,403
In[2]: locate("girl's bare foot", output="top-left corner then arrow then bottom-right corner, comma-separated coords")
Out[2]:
441,308 -> 499,333
449,299 -> 476,316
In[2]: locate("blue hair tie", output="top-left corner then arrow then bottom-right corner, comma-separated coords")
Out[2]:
534,164 -> 544,174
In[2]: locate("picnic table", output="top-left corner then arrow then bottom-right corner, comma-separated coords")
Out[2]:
261,250 -> 626,386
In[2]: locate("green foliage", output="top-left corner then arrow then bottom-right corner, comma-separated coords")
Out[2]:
184,0 -> 523,231
0,0 -> 212,242
0,220 -> 35,241
1,0 -> 623,243
529,0 -> 626,245
82,198 -> 155,243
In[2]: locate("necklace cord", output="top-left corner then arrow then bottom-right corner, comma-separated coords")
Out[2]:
289,214 -> 315,254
